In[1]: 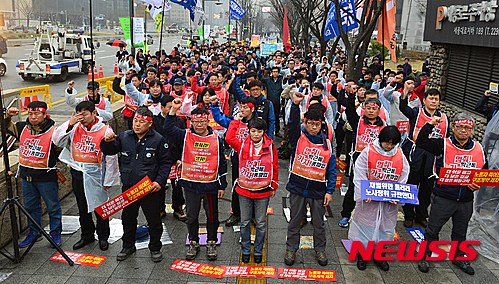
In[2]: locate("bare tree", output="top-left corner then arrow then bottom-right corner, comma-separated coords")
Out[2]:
333,0 -> 385,81
17,0 -> 36,28
268,0 -> 302,46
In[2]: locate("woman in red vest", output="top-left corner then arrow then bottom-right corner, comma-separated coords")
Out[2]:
348,126 -> 409,272
225,117 -> 278,264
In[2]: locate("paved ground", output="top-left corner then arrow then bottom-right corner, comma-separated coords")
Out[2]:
0,147 -> 498,283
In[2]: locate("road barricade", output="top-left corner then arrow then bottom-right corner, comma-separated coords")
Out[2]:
17,85 -> 52,109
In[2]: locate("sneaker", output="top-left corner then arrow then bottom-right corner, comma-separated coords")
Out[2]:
338,217 -> 350,228
316,251 -> 328,266
403,219 -> 414,228
206,240 -> 217,261
225,215 -> 241,227
357,254 -> 367,270
418,260 -> 430,273
284,250 -> 296,266
452,260 -> 475,275
375,260 -> 390,271
50,232 -> 61,248
186,241 -> 200,260
150,250 -> 163,262
173,209 -> 187,221
19,232 -> 41,248
242,254 -> 250,263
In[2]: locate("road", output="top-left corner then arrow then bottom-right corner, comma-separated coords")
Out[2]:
0,34 -> 182,114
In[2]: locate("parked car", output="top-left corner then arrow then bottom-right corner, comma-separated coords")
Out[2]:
0,58 -> 7,76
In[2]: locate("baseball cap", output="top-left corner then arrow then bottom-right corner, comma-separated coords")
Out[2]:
173,78 -> 183,85
87,81 -> 100,89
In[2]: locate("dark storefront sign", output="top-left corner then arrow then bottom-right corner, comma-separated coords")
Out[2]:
424,0 -> 499,48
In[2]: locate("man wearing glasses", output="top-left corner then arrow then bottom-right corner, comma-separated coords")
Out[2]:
415,113 -> 485,276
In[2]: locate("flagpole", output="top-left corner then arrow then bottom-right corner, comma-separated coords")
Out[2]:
144,6 -> 147,51
228,0 -> 231,44
90,0 -> 95,85
130,0 -> 135,55
159,0 -> 166,60
381,2 -> 385,73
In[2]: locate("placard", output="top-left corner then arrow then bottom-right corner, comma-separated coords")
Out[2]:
50,251 -> 106,267
336,158 -> 347,172
439,168 -> 499,186
396,120 -> 410,133
335,174 -> 344,188
95,176 -> 153,219
222,266 -> 276,278
360,180 -> 419,205
277,268 -> 336,282
250,35 -> 261,47
490,82 -> 498,95
470,169 -> 499,185
407,228 -> 425,244
170,259 -> 225,278
260,44 -> 278,56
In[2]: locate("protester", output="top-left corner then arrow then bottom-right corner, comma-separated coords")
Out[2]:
348,126 -> 409,271
65,81 -> 113,122
53,101 -> 116,251
416,113 -> 486,275
5,103 -> 62,248
284,92 -> 336,267
225,117 -> 278,263
165,99 -> 228,261
100,106 -> 170,262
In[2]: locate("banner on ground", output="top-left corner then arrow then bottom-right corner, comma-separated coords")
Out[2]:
250,35 -> 261,47
95,176 -> 153,219
324,0 -> 359,41
50,251 -> 106,267
360,180 -> 419,205
438,168 -> 499,186
277,268 -> 336,281
170,259 -> 225,278
222,266 -> 276,278
230,0 -> 245,21
260,43 -> 278,56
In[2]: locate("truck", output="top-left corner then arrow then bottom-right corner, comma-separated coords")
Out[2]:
16,29 -> 97,82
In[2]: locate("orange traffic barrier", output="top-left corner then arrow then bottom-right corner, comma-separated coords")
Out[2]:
87,66 -> 92,81
17,85 -> 52,109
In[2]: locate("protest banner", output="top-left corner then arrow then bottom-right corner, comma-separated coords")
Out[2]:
95,176 -> 153,219
438,168 -> 499,186
170,259 -> 225,278
360,180 -> 419,205
396,120 -> 410,133
336,158 -> 347,172
50,251 -> 106,267
222,266 -> 276,278
261,44 -> 278,56
335,174 -> 344,188
267,37 -> 278,44
250,35 -> 261,47
277,268 -> 336,282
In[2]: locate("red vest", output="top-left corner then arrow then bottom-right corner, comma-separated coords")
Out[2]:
367,145 -> 405,181
170,89 -> 186,100
123,94 -> 139,118
181,131 -> 220,183
355,119 -> 385,152
291,133 -> 332,182
237,140 -> 274,191
19,126 -> 55,169
71,124 -> 108,164
84,95 -> 106,110
412,109 -> 448,142
215,87 -> 229,113
443,138 -> 485,169
235,121 -> 249,142
306,95 -> 329,111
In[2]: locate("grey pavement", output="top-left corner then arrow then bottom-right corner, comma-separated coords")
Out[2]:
0,150 -> 498,283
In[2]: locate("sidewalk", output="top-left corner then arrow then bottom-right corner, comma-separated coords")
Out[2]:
0,158 -> 498,284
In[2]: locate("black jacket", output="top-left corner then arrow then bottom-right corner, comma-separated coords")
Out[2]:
100,129 -> 171,188
153,113 -> 186,161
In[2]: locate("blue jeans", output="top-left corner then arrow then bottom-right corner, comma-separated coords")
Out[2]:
239,195 -> 269,256
22,180 -> 62,235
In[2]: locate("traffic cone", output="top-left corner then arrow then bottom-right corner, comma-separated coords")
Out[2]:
87,66 -> 92,81
93,66 -> 98,78
113,62 -> 119,74
98,64 -> 104,78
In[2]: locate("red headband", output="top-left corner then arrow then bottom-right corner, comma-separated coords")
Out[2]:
134,113 -> 153,121
191,114 -> 209,120
453,120 -> 474,127
242,102 -> 255,109
27,107 -> 47,113
364,103 -> 380,109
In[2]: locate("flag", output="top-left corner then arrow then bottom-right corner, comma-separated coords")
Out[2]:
146,2 -> 172,32
324,0 -> 359,41
230,0 -> 245,21
377,0 -> 397,62
283,6 -> 291,52
171,0 -> 205,26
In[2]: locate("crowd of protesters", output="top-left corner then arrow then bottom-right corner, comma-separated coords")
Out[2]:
5,38 -> 489,275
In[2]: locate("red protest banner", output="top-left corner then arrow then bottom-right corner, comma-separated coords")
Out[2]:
277,268 -> 336,282
170,259 -> 225,278
396,120 -> 410,133
335,174 -> 344,188
95,176 -> 153,219
437,168 -> 473,185
336,158 -> 347,172
469,169 -> 499,186
222,266 -> 276,278
50,251 -> 106,267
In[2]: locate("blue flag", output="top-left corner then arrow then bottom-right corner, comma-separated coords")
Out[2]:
171,0 -> 198,23
324,0 -> 359,41
230,0 -> 245,21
